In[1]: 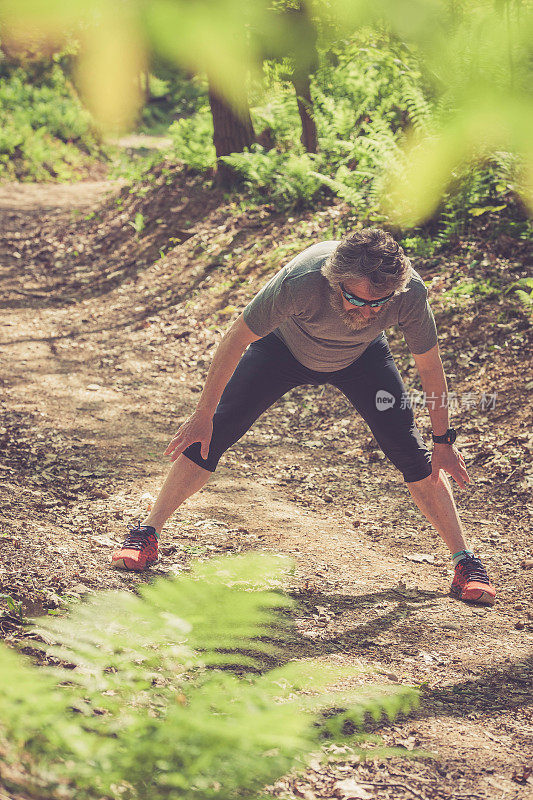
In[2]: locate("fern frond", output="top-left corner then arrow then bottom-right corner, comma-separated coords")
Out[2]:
1,554 -> 419,800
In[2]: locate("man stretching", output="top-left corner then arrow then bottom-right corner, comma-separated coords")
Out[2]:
111,228 -> 496,606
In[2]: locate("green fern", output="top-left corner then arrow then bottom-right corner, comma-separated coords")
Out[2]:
222,146 -> 325,209
0,554 -> 418,800
505,277 -> 533,309
401,80 -> 433,133
0,61 -> 99,181
168,111 -> 216,171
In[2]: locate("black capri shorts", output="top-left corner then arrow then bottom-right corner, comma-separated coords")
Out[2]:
183,331 -> 432,483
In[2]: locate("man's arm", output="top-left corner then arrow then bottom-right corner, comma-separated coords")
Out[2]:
412,343 -> 470,488
196,315 -> 261,415
165,315 -> 261,461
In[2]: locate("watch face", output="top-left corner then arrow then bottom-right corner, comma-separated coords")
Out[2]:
433,429 -> 456,443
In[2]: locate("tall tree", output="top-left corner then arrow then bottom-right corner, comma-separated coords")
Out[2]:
257,2 -> 320,154
208,83 -> 255,188
287,3 -> 319,154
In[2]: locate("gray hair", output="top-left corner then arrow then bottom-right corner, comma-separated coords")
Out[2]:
321,228 -> 412,296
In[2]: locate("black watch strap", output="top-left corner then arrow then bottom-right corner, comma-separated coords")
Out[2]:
432,428 -> 457,444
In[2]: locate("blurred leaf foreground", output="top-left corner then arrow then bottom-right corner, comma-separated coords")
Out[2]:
0,0 -> 531,222
0,554 -> 418,800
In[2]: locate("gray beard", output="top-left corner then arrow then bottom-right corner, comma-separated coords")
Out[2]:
328,287 -> 380,331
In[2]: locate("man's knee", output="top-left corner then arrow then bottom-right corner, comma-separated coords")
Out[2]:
181,445 -> 218,472
380,442 -> 431,483
401,459 -> 432,483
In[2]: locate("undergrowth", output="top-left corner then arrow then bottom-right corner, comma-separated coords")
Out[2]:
0,51 -> 101,182
168,33 -> 526,241
3,31 -> 529,249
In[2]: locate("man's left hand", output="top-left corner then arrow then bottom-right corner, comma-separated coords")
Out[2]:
430,444 -> 470,489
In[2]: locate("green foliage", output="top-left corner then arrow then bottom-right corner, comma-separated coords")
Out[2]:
441,275 -> 532,315
311,33 -> 429,207
108,146 -> 164,183
0,554 -> 418,800
4,0 -> 533,217
250,63 -> 302,151
399,235 -> 437,259
0,59 -> 101,181
216,34 -> 435,215
0,593 -> 23,622
140,65 -> 207,131
168,110 -> 216,171
129,211 -> 146,235
244,26 -> 531,226
430,152 -> 526,245
4,8 -> 530,230
505,277 -> 533,309
223,146 -> 325,209
443,278 -> 500,299
133,33 -> 440,215
314,34 -> 432,144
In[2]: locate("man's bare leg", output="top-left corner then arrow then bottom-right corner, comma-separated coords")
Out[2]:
405,471 -> 468,554
142,455 -> 212,535
406,471 -> 496,604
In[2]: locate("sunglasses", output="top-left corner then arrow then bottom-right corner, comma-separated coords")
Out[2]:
340,283 -> 394,308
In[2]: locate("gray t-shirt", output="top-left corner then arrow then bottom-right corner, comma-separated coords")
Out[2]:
242,241 -> 438,371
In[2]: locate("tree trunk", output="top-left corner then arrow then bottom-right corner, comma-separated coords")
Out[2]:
208,86 -> 255,189
287,2 -> 319,154
292,74 -> 318,154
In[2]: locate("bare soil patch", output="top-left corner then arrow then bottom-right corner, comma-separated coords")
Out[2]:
0,170 -> 531,799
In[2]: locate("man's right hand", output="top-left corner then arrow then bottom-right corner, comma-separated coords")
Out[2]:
164,410 -> 214,462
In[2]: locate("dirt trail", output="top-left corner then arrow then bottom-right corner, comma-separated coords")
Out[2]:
0,180 -> 531,800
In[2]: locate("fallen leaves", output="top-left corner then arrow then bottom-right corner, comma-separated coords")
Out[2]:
511,764 -> 533,785
334,778 -> 371,799
1,166 -> 532,800
404,553 -> 436,565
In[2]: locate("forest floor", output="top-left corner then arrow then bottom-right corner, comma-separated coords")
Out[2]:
0,169 -> 532,800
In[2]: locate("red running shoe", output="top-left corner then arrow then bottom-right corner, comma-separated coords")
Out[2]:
450,555 -> 496,606
111,523 -> 158,571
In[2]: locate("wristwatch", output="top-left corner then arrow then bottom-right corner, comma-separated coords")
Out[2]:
432,428 -> 457,444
